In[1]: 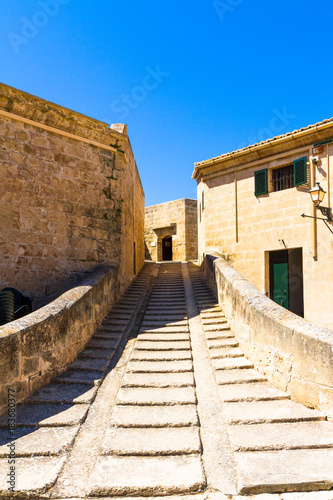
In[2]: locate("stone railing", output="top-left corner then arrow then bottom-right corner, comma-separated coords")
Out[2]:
203,252 -> 333,415
0,264 -> 119,415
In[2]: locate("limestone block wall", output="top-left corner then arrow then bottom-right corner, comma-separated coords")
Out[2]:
196,135 -> 333,329
145,198 -> 198,261
0,83 -> 145,308
0,263 -> 118,414
203,253 -> 333,416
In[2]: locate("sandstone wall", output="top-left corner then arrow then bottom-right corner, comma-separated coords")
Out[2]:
0,83 -> 144,308
197,140 -> 333,329
145,198 -> 198,261
203,253 -> 333,416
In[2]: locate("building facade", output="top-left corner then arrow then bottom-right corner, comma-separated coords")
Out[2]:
193,118 -> 333,329
0,83 -> 145,308
145,198 -> 198,262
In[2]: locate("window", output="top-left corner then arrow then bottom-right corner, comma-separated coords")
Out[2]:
255,156 -> 307,196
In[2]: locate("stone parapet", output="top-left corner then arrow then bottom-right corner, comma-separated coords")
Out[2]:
0,263 -> 118,415
203,252 -> 333,415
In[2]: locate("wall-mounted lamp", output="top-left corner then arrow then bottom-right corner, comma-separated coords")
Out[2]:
301,181 -> 333,233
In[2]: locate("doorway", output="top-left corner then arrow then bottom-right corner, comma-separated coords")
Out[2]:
269,248 -> 304,317
162,236 -> 173,261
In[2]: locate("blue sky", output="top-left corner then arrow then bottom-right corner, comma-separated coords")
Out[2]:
1,0 -> 333,205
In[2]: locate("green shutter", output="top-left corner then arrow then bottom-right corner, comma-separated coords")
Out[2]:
294,157 -> 307,186
254,169 -> 268,196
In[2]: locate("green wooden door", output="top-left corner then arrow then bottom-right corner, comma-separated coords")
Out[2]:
273,262 -> 289,309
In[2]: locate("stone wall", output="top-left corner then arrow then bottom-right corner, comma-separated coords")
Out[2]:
145,198 -> 198,261
0,263 -> 118,414
195,127 -> 333,329
203,253 -> 333,416
0,83 -> 145,308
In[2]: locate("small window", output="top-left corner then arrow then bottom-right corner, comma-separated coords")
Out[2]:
254,169 -> 268,196
272,163 -> 294,191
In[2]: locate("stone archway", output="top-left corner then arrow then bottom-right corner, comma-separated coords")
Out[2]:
162,235 -> 173,261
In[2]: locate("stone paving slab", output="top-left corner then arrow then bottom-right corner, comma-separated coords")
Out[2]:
215,368 -> 267,385
122,371 -> 195,387
223,399 -> 325,424
135,340 -> 191,350
102,426 -> 201,455
79,348 -> 115,359
0,425 -> 79,457
127,360 -> 193,373
87,338 -> 120,349
54,370 -> 103,386
131,350 -> 192,361
217,382 -> 290,402
117,387 -> 197,405
109,404 -> 199,427
212,357 -> 253,370
137,333 -> 190,341
88,455 -> 206,496
229,421 -> 333,451
28,383 -> 98,404
0,455 -> 66,493
236,448 -> 333,494
0,403 -> 89,427
69,358 -> 109,372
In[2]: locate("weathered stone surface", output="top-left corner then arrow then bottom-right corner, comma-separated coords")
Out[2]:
137,332 -> 190,341
54,369 -> 103,386
131,349 -> 192,361
0,426 -> 78,456
217,382 -> 289,402
68,358 -> 109,372
0,456 -> 66,492
122,371 -> 195,387
229,421 -> 333,451
236,449 -> 333,494
135,341 -> 191,350
89,455 -> 205,496
210,347 -> 244,359
0,403 -> 89,427
28,383 -> 98,404
79,348 -> 115,359
215,368 -> 266,385
102,426 -> 201,455
223,399 -> 324,424
117,387 -> 197,405
127,359 -> 193,372
110,404 -> 199,427
212,357 -> 253,370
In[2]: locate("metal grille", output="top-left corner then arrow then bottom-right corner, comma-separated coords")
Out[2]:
272,163 -> 294,191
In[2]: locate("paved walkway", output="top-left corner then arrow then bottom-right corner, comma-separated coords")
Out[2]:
0,262 -> 333,499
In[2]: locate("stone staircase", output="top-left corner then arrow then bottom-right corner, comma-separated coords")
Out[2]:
0,261 -> 333,499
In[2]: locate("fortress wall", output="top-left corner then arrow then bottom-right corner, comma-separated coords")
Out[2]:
0,83 -> 144,308
203,252 -> 333,415
0,264 -> 118,414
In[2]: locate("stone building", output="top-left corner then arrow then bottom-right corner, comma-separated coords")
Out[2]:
0,83 -> 145,308
145,198 -> 198,262
193,118 -> 333,329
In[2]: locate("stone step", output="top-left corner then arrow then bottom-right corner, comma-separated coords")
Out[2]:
209,347 -> 244,359
212,357 -> 254,371
206,331 -> 235,340
141,320 -> 188,328
101,426 -> 201,455
122,371 -> 195,388
79,348 -> 115,360
208,338 -> 239,348
68,358 -> 109,372
223,399 -> 326,425
137,333 -> 190,341
0,403 -> 89,427
217,382 -> 290,402
127,360 -> 193,373
109,405 -> 199,428
215,368 -> 267,385
88,455 -> 206,496
54,369 -> 103,386
203,324 -> 232,332
201,318 -> 228,325
87,338 -> 120,349
131,350 -> 192,361
117,387 -> 197,405
0,425 -> 78,457
135,341 -> 191,350
229,420 -> 333,451
139,326 -> 189,333
27,383 -> 97,405
236,448 -> 333,495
